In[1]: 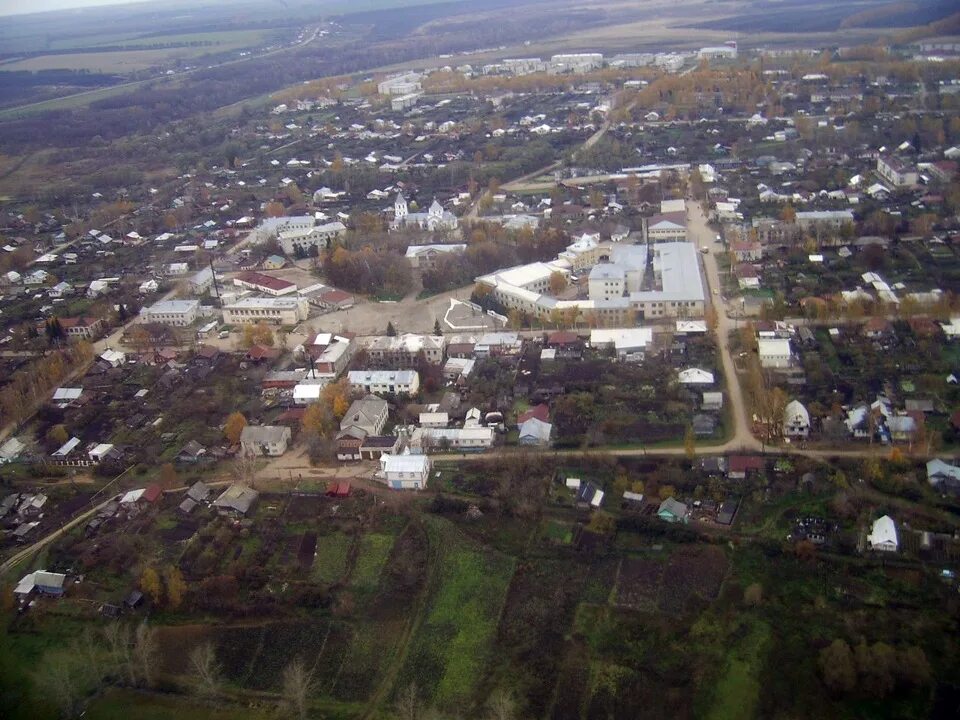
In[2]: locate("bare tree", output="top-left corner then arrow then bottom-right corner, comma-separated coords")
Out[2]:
103,622 -> 135,685
34,652 -> 84,718
280,659 -> 315,720
488,688 -> 517,720
394,682 -> 421,720
189,641 -> 222,697
132,621 -> 159,687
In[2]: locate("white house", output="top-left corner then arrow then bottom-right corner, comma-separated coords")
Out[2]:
757,338 -> 792,369
783,399 -> 811,438
380,453 -> 431,490
678,368 -> 714,385
239,425 -> 291,457
867,515 -> 898,552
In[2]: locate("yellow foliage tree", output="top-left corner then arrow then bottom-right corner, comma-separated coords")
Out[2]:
140,567 -> 163,604
224,412 -> 247,444
164,566 -> 186,610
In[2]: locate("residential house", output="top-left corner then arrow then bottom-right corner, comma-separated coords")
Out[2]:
340,396 -> 389,436
545,331 -> 584,359
926,459 -> 960,494
783,400 -> 811,439
876,155 -> 918,187
213,484 -> 260,517
757,338 -> 791,369
867,515 -> 898,552
336,426 -> 367,461
657,497 -> 689,523
59,316 -> 104,340
678,368 -> 714,385
518,418 -> 553,446
727,455 -> 764,480
702,392 -> 723,411
380,454 -> 431,490
412,426 -> 495,451
360,435 -> 401,460
239,425 -> 291,457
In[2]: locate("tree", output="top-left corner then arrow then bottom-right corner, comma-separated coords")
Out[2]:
395,682 -> 422,720
159,463 -> 178,489
265,201 -> 285,218
819,639 -> 857,694
586,510 -> 616,535
301,401 -> 333,437
46,424 -> 69,447
896,645 -> 932,687
189,642 -> 222,697
743,582 -> 763,606
33,651 -> 86,718
780,204 -> 797,224
280,659 -> 314,720
549,271 -> 568,295
242,322 -> 274,348
224,411 -> 247,444
165,565 -> 186,609
140,566 -> 163,604
132,621 -> 159,687
855,641 -> 896,698
684,425 -> 695,458
386,321 -> 397,337
433,319 -> 443,336
658,484 -> 676,500
487,688 -> 517,720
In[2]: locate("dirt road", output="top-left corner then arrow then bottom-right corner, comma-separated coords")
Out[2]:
686,201 -> 762,452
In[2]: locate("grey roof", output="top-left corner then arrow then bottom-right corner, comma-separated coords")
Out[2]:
213,484 -> 259,515
240,425 -> 289,445
518,418 -> 553,444
340,396 -> 388,432
186,481 -> 211,502
659,497 -> 688,518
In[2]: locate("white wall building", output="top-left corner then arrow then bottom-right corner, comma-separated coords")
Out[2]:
380,453 -> 431,489
222,297 -> 309,325
348,370 -> 420,396
140,299 -> 200,327
758,338 -> 792,369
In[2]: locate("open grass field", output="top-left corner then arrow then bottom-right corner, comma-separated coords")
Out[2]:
6,47 -> 227,74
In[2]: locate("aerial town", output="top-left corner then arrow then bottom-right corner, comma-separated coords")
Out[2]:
1,0 -> 960,718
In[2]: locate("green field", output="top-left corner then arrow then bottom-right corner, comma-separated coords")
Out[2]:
350,532 -> 397,593
311,532 -> 353,584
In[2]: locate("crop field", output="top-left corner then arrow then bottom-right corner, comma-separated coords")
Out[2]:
349,532 -> 397,594
397,517 -> 516,710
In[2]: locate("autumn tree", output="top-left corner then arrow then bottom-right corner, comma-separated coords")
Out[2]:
46,424 -> 69,447
165,565 -> 186,609
684,425 -> 696,458
159,463 -> 179,489
819,639 -> 857,694
549,271 -> 568,296
265,201 -> 285,218
586,510 -> 616,535
140,566 -> 163,604
224,412 -> 247,444
242,322 -> 274,348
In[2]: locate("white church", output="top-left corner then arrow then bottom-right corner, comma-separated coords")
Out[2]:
391,192 -> 459,233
